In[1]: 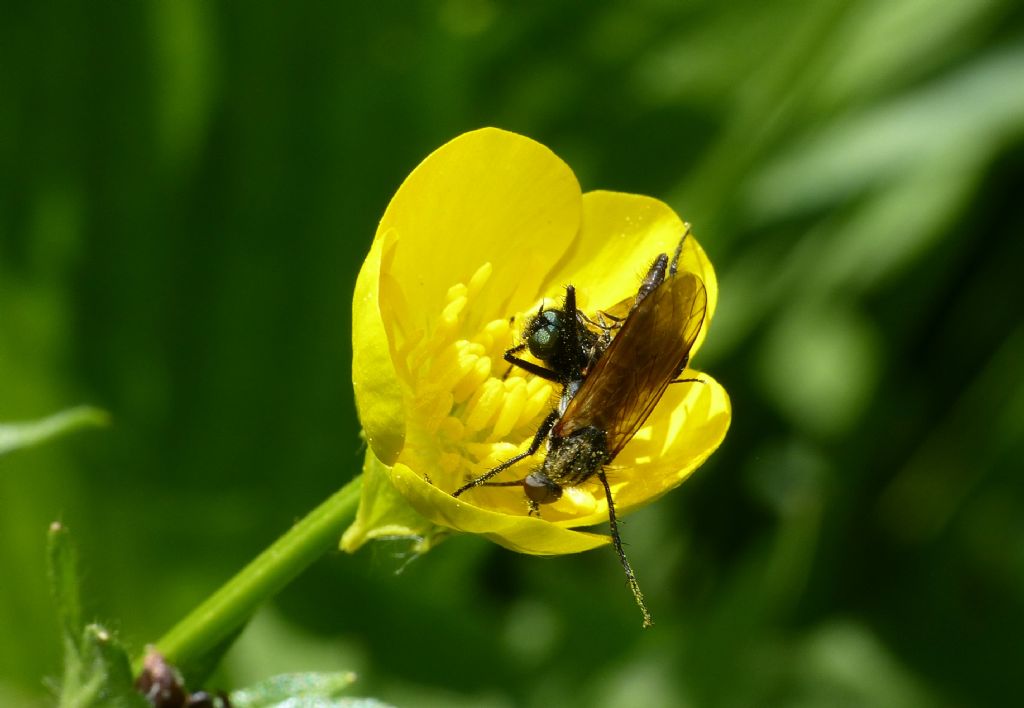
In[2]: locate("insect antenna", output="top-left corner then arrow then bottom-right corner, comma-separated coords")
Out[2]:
597,468 -> 653,628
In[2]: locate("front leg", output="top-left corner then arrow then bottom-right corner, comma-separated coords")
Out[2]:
452,409 -> 559,497
504,344 -> 562,382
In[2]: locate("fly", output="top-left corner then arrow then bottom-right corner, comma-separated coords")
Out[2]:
453,228 -> 707,627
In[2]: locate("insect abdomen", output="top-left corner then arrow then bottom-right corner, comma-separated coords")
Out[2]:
542,426 -> 610,487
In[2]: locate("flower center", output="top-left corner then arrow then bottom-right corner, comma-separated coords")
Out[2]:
393,262 -> 604,520
401,263 -> 554,495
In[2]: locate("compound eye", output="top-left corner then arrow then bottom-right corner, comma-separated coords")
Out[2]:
527,310 -> 564,360
523,472 -> 562,504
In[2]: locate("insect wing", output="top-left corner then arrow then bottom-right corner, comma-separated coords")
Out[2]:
596,295 -> 633,324
554,272 -> 707,458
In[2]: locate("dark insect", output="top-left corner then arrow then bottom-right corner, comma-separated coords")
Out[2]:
502,283 -> 618,388
453,229 -> 707,627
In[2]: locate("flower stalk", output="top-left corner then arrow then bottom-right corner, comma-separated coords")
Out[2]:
142,476 -> 363,679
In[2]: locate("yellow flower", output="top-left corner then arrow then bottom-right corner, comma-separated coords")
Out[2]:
341,128 -> 730,557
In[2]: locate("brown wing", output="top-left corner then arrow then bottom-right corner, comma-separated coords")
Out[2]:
554,272 -> 707,459
596,295 -> 633,323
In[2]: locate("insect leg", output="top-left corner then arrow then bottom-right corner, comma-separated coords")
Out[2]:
592,310 -> 625,324
452,409 -> 559,497
597,468 -> 653,628
501,344 -> 526,380
668,223 -> 692,276
503,349 -> 562,382
669,377 -> 704,385
579,309 -> 622,349
561,285 -> 582,365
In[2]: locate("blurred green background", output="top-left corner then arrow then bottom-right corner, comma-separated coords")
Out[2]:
3,1 -> 1023,706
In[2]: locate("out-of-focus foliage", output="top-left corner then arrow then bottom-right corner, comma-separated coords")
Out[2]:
47,523 -> 147,708
0,406 -> 107,456
1,1 -> 1021,706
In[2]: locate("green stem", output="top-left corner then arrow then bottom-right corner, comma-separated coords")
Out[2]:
143,476 -> 363,676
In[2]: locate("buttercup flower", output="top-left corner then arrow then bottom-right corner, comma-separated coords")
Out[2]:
342,128 -> 730,558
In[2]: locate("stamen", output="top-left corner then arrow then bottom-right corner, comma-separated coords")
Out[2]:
467,262 -> 493,297
409,267 -> 573,513
446,282 -> 468,301
489,378 -> 527,441
438,451 -> 463,476
452,351 -> 491,404
428,340 -> 473,393
477,317 -> 512,352
438,416 -> 465,443
464,440 -> 521,468
439,294 -> 467,335
518,377 -> 555,429
413,388 -> 454,432
463,378 -> 505,432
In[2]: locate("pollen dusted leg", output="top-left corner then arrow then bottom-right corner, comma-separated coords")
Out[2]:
598,468 -> 653,628
452,409 -> 559,497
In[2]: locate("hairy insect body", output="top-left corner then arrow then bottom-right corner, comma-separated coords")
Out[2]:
547,427 -> 610,486
524,426 -> 609,505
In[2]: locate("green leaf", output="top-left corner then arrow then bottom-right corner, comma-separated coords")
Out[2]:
0,405 -> 109,457
58,624 -> 148,708
80,625 -> 148,708
748,45 -> 1024,220
48,525 -> 148,707
230,671 -> 394,708
47,522 -> 83,650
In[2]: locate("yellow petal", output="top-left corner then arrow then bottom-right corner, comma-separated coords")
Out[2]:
377,128 -> 583,352
551,372 -> 731,529
390,462 -> 610,555
540,190 -> 720,356
352,229 -> 407,464
340,447 -> 446,554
